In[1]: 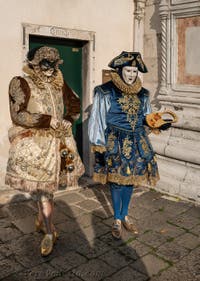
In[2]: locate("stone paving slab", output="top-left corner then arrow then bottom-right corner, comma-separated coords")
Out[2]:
154,222 -> 186,238
76,199 -> 102,212
0,258 -> 24,280
167,212 -> 200,230
98,248 -> 131,269
190,224 -> 200,236
131,253 -> 170,277
0,178 -> 200,280
71,259 -> 116,281
156,240 -> 190,263
104,266 -> 148,281
12,215 -> 36,234
49,251 -> 87,273
176,232 -> 200,250
77,222 -> 110,241
138,230 -> 169,248
151,247 -> 200,281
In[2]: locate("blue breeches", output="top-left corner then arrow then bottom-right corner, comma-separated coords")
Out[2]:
109,183 -> 134,220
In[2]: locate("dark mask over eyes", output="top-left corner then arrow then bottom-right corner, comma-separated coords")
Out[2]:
39,59 -> 58,70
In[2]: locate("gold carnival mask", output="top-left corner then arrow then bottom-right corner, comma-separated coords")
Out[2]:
146,110 -> 178,130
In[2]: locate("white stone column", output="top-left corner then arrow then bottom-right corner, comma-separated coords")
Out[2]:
133,0 -> 147,56
159,0 -> 169,95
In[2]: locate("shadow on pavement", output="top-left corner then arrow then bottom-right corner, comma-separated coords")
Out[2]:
0,189 -> 149,281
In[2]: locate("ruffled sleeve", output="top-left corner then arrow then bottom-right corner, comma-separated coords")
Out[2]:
143,90 -> 152,116
88,87 -> 111,152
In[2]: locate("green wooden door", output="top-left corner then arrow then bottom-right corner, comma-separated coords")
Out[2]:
29,36 -> 83,156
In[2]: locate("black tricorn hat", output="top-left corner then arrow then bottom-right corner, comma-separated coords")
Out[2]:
108,51 -> 148,73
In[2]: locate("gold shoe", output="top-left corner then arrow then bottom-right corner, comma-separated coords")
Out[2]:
41,231 -> 58,257
35,218 -> 46,234
112,219 -> 122,239
122,216 -> 138,234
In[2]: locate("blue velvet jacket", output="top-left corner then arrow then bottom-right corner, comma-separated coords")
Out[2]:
88,80 -> 152,147
88,76 -> 159,186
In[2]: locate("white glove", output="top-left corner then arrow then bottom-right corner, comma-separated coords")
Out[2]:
61,120 -> 72,130
50,117 -> 61,129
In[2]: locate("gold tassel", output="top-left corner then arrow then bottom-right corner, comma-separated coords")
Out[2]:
148,163 -> 152,171
108,159 -> 112,166
126,166 -> 131,175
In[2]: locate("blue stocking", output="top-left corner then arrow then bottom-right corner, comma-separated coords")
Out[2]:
109,183 -> 123,220
120,185 -> 134,221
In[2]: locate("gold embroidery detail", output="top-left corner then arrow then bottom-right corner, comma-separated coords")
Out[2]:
107,133 -> 116,151
110,71 -> 142,95
118,93 -> 141,130
108,158 -> 112,167
9,127 -> 72,144
113,55 -> 134,67
93,171 -> 160,187
108,172 -> 159,187
140,137 -> 149,154
122,138 -> 132,159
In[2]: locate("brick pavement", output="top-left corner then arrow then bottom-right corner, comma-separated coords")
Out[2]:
0,177 -> 200,280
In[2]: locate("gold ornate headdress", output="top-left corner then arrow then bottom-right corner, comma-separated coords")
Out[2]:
27,46 -> 63,66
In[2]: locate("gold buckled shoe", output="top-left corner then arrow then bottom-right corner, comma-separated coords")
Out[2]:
122,216 -> 138,234
112,219 -> 122,239
41,231 -> 58,257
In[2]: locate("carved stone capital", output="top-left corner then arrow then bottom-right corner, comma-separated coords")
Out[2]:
134,0 -> 147,22
159,0 -> 169,18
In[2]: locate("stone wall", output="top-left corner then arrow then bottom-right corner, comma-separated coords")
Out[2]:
0,0 -> 134,189
143,0 -> 200,202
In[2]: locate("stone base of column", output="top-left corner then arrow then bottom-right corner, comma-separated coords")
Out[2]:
150,128 -> 200,203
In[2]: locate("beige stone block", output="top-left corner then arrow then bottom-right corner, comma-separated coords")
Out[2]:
157,156 -> 187,180
155,156 -> 200,202
180,180 -> 200,202
171,128 -> 200,142
155,177 -> 180,195
185,163 -> 200,184
166,137 -> 200,165
149,130 -> 170,154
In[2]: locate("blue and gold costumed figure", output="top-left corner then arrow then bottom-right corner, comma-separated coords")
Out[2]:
88,51 -> 160,239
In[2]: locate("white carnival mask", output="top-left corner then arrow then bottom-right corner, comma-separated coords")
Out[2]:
122,66 -> 138,85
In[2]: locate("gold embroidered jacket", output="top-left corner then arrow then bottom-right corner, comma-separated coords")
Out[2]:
5,67 -> 84,194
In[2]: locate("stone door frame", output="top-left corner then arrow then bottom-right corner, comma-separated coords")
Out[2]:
159,0 -> 200,99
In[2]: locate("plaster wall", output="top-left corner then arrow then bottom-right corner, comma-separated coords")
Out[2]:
0,0 -> 134,188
